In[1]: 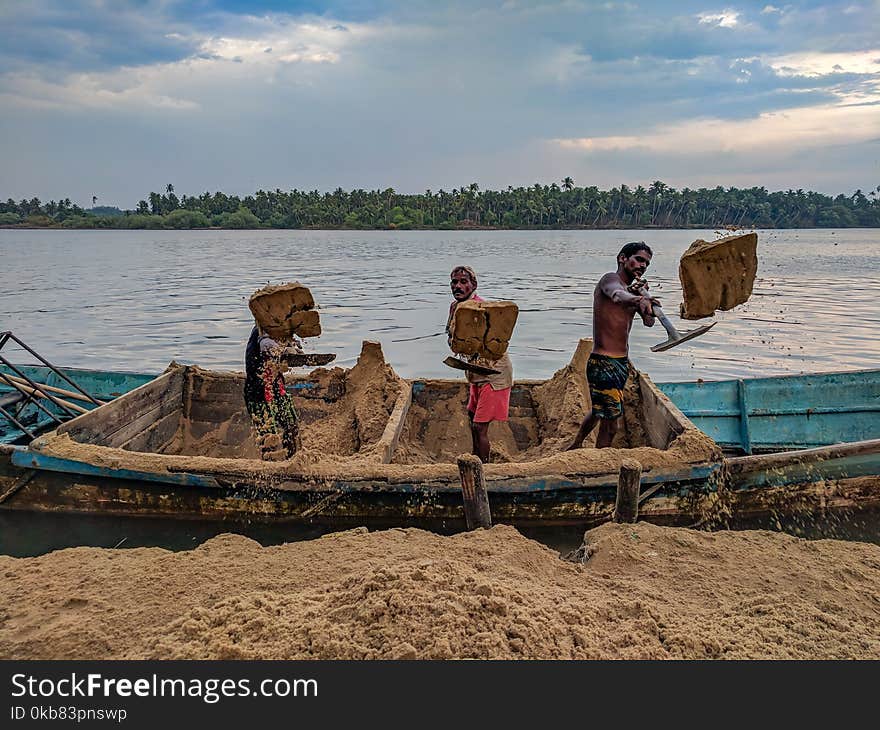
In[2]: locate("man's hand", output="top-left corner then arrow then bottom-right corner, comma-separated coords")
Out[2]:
281,342 -> 304,361
637,295 -> 659,326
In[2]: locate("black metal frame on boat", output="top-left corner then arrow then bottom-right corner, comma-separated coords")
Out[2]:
0,332 -> 102,440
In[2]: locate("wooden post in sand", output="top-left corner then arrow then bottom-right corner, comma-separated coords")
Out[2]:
457,453 -> 492,530
613,459 -> 642,523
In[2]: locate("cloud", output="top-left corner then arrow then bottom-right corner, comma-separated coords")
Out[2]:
551,100 -> 880,155
0,1 -> 202,72
2,0 -> 879,203
0,15 -> 402,112
697,8 -> 741,28
761,49 -> 880,77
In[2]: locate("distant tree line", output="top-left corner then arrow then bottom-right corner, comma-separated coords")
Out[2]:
2,180 -> 879,229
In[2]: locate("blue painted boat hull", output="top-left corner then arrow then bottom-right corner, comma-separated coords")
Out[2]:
658,369 -> 880,454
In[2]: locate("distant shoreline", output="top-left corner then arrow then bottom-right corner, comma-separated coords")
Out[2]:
0,223 -> 873,231
4,181 -> 877,229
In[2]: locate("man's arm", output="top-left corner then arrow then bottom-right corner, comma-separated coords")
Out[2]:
600,275 -> 659,323
599,274 -> 644,307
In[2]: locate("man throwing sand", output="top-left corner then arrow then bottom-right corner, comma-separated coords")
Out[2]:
447,266 -> 514,462
567,242 -> 660,450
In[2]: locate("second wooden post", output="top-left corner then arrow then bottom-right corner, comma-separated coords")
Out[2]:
457,453 -> 492,530
613,459 -> 642,523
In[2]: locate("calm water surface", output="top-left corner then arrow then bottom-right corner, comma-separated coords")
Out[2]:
2,228 -> 879,382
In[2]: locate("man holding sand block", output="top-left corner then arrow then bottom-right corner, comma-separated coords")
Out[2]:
244,282 -> 321,461
446,266 -> 517,463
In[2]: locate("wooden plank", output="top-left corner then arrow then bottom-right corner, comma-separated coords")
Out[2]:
375,382 -> 412,463
11,448 -> 220,488
121,410 -> 181,452
187,398 -> 244,424
613,460 -> 641,523
457,453 -> 492,529
59,370 -> 182,443
102,394 -> 182,448
726,438 -> 880,474
637,373 -> 691,449
727,439 -> 880,490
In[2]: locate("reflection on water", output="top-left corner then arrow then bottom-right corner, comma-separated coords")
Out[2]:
2,509 -> 879,559
1,228 -> 878,382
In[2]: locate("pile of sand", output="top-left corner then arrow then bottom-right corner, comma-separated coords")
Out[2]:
300,341 -> 403,459
2,522 -> 877,660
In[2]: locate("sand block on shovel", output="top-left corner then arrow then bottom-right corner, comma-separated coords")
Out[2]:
678,232 -> 758,320
249,283 -> 321,339
449,300 -> 518,359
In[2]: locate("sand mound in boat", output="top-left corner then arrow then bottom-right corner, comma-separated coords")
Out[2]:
2,522 -> 878,660
35,337 -> 719,481
37,340 -> 407,472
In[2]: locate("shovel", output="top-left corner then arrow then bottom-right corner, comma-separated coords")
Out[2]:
633,281 -> 717,353
283,352 -> 337,367
443,356 -> 501,376
650,310 -> 716,352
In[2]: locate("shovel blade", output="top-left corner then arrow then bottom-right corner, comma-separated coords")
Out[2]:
651,321 -> 717,353
285,353 -> 336,367
443,356 -> 501,376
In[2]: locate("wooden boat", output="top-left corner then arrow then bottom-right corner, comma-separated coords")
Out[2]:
1,341 -> 878,527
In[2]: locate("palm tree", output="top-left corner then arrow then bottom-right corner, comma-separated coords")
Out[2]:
562,176 -> 574,192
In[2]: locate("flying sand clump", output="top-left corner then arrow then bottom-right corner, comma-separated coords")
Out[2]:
678,232 -> 758,320
248,283 -> 321,339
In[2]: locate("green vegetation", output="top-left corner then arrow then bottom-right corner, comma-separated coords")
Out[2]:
3,180 -> 879,229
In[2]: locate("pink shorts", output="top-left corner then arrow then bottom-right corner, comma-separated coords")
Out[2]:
467,383 -> 511,423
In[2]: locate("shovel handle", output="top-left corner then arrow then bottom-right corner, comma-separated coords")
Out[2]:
632,281 -> 679,339
652,306 -> 680,340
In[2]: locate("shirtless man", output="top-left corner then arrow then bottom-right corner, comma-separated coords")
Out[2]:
447,265 -> 514,462
567,241 -> 659,449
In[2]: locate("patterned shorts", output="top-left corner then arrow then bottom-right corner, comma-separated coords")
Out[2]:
587,353 -> 630,420
245,393 -> 300,460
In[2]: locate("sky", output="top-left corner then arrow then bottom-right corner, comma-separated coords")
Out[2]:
1,0 -> 878,207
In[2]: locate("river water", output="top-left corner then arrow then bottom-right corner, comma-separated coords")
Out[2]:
2,228 -> 879,382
